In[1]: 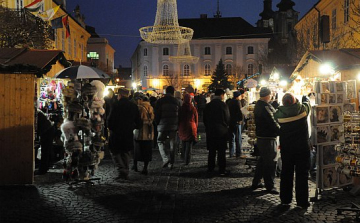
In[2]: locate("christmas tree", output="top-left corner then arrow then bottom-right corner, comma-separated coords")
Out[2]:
208,59 -> 231,92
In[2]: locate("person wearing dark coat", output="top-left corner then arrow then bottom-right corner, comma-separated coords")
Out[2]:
251,87 -> 280,194
203,89 -> 230,176
155,86 -> 181,169
274,93 -> 311,208
36,109 -> 55,175
107,88 -> 141,180
178,94 -> 198,165
104,88 -> 117,141
226,91 -> 243,158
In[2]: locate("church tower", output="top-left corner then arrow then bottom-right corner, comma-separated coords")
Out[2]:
257,0 -> 275,30
274,0 -> 299,43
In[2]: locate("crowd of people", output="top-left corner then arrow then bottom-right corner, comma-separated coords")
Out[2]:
104,85 -> 312,209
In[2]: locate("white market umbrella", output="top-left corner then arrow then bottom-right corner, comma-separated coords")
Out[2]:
55,65 -> 110,79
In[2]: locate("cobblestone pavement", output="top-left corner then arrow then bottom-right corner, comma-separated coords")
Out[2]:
2,129 -> 360,222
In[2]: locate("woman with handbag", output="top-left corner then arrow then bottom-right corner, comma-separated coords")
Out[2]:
178,94 -> 198,165
133,94 -> 155,175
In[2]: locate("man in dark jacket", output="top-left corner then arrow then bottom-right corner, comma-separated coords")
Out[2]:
107,88 -> 141,180
251,87 -> 280,194
274,93 -> 311,208
36,109 -> 55,175
203,89 -> 230,176
226,91 -> 243,158
155,86 -> 181,169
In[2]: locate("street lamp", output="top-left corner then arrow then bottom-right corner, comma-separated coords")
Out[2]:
260,79 -> 267,86
279,80 -> 288,87
132,82 -> 137,90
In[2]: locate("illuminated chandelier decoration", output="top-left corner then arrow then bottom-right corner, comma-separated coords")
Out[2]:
139,0 -> 194,44
170,40 -> 199,64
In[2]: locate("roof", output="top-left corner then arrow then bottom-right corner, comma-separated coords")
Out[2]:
178,17 -> 272,40
0,48 -> 70,76
292,48 -> 360,79
309,48 -> 360,67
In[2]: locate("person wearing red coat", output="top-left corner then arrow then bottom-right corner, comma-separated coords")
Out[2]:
178,94 -> 198,165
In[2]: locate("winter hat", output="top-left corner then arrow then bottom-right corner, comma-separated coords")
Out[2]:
239,88 -> 245,95
184,94 -> 191,104
174,91 -> 182,99
282,93 -> 296,106
260,87 -> 271,97
233,91 -> 241,98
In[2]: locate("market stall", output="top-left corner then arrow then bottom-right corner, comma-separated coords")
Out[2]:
55,65 -> 109,183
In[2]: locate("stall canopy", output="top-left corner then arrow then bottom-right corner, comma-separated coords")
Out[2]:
0,48 -> 70,77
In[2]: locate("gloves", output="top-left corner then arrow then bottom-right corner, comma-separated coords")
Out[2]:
302,95 -> 310,103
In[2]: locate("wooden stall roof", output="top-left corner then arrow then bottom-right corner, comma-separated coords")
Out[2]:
292,48 -> 360,79
0,48 -> 70,77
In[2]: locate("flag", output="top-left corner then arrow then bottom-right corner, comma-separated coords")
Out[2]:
24,0 -> 43,12
38,5 -> 60,21
50,17 -> 63,29
62,15 -> 70,38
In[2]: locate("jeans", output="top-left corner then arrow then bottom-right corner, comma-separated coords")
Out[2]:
182,141 -> 193,164
229,124 -> 242,157
280,151 -> 310,205
157,131 -> 177,164
252,138 -> 277,190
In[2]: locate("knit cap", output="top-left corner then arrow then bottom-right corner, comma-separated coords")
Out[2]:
259,87 -> 271,97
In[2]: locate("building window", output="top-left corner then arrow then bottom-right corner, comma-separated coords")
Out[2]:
332,9 -> 337,30
61,31 -> 65,51
163,47 -> 169,56
205,47 -> 211,55
16,0 -> 23,11
247,46 -> 254,54
226,64 -> 232,75
73,39 -> 77,58
68,38 -> 72,57
313,24 -> 317,47
144,66 -> 148,76
144,48 -> 148,56
287,22 -> 292,33
81,43 -> 84,61
183,64 -> 190,76
259,64 -> 263,74
344,0 -> 350,23
205,64 -> 211,76
226,47 -> 232,55
247,64 -> 254,75
163,64 -> 169,76
54,31 -> 58,48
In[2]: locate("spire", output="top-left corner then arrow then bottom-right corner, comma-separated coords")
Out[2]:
276,0 -> 295,12
214,0 -> 222,18
259,0 -> 274,20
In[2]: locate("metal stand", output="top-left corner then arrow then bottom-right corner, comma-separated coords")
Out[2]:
337,202 -> 360,221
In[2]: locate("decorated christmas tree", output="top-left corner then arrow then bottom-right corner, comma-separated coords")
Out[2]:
208,59 -> 231,92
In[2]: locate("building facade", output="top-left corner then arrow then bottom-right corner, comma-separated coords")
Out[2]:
295,0 -> 360,56
3,0 -> 91,63
86,26 -> 116,74
131,16 -> 271,92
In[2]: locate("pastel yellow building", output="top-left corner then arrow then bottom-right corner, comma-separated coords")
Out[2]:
2,0 -> 90,63
295,0 -> 360,55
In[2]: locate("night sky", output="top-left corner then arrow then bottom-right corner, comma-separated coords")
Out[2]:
66,0 -> 318,68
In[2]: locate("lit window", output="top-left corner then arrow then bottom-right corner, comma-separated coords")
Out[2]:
248,46 -> 254,54
226,47 -> 232,55
61,31 -> 65,51
163,47 -> 169,56
205,64 -> 211,76
248,64 -> 254,75
163,65 -> 169,76
183,64 -> 190,76
205,47 -> 211,55
144,48 -> 148,56
144,66 -> 148,76
226,64 -> 232,75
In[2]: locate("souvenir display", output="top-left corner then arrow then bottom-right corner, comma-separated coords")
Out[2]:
60,79 -> 106,183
